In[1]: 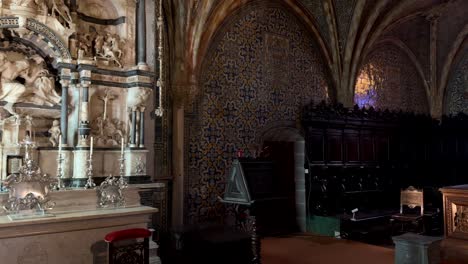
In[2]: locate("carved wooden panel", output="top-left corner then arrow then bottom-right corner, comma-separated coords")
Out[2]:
441,185 -> 468,241
344,131 -> 359,162
360,133 -> 374,161
326,129 -> 343,163
375,134 -> 389,161
308,131 -> 325,162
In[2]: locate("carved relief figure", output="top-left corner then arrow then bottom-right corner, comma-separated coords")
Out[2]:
0,53 -> 43,115
107,34 -> 123,59
135,157 -> 145,174
47,0 -> 72,27
94,34 -> 104,55
91,89 -> 125,146
95,33 -> 124,68
34,0 -> 48,16
126,87 -> 151,110
454,206 -> 468,233
48,120 -> 61,147
75,31 -> 125,68
77,33 -> 93,57
0,52 -> 61,115
10,0 -> 37,8
29,55 -> 61,105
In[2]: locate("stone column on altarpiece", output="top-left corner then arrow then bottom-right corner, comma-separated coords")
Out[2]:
139,107 -> 145,148
60,79 -> 70,146
136,0 -> 147,66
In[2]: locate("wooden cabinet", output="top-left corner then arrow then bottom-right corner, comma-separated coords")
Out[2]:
440,185 -> 468,240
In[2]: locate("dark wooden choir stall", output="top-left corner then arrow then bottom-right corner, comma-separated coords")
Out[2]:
302,102 -> 468,244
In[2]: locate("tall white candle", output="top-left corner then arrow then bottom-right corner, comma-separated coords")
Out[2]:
121,136 -> 124,157
90,136 -> 94,157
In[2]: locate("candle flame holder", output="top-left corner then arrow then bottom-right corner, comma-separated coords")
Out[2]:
55,152 -> 65,190
118,153 -> 127,187
84,153 -> 96,189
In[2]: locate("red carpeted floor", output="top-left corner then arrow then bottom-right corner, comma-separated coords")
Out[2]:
262,235 -> 394,264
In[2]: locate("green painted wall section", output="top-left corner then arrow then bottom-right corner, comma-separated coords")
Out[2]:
307,215 -> 341,237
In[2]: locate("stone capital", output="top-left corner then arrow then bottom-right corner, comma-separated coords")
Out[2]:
60,68 -> 72,77
60,79 -> 70,87
80,81 -> 91,88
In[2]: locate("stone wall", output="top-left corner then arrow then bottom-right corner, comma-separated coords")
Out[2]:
444,47 -> 468,115
184,3 -> 330,223
354,44 -> 429,114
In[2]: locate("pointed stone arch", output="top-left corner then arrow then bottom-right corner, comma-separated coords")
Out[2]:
0,17 -> 72,66
194,0 -> 335,98
366,37 -> 431,105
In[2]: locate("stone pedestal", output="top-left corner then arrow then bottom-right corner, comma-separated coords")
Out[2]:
124,149 -> 149,178
70,149 -> 149,186
72,149 -> 90,181
392,233 -> 443,264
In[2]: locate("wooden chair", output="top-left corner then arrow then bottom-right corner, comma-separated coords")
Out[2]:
105,228 -> 152,264
391,186 -> 424,234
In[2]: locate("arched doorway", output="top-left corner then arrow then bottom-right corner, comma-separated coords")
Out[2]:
261,126 -> 306,232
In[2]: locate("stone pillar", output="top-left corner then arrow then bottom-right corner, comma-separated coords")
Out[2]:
172,107 -> 185,227
59,68 -> 72,145
60,80 -> 69,146
82,84 -> 89,103
77,63 -> 93,147
139,108 -> 145,148
171,82 -> 198,226
130,108 -> 138,147
426,12 -> 442,118
137,0 -> 147,67
78,80 -> 91,147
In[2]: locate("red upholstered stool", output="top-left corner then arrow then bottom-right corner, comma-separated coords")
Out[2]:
105,228 -> 152,264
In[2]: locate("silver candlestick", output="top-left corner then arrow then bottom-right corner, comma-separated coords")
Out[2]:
84,154 -> 96,189
55,152 -> 65,190
118,154 -> 127,187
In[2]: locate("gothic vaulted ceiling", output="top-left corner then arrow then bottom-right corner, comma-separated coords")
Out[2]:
164,0 -> 467,117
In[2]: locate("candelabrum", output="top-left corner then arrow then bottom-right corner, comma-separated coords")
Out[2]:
55,152 -> 65,190
84,154 -> 96,189
118,154 -> 127,187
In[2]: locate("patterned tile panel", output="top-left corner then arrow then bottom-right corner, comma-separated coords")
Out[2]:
300,0 -> 330,45
445,48 -> 468,115
384,16 -> 430,81
354,45 -> 429,113
186,5 -> 330,223
333,0 -> 357,55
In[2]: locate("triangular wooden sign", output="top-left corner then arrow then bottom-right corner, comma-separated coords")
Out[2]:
223,159 -> 252,204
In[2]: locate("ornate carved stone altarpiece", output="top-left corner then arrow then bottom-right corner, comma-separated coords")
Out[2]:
0,0 -> 155,185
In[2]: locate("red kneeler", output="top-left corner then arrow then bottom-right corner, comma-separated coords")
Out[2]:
105,228 -> 152,264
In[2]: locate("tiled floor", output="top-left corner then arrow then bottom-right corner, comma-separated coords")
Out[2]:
262,234 -> 394,264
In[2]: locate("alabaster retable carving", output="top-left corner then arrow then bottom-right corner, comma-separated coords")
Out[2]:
0,0 -> 153,183
0,52 -> 61,115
